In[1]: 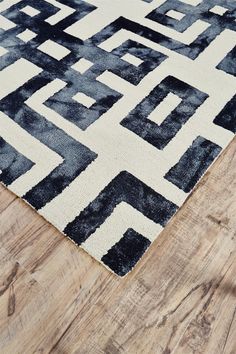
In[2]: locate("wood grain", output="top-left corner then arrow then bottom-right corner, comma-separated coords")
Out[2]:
0,137 -> 236,354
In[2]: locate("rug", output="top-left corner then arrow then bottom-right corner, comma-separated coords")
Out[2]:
0,0 -> 235,276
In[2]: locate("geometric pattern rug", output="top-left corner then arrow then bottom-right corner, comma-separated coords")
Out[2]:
0,0 -> 235,276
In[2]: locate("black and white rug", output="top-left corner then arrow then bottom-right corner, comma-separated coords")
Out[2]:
0,0 -> 235,276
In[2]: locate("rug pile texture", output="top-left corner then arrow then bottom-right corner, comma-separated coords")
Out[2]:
0,0 -> 236,276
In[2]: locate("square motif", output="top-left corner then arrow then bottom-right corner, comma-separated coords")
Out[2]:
17,29 -> 37,43
73,92 -> 96,108
38,40 -> 71,60
166,10 -> 185,20
121,53 -> 143,67
210,5 -> 228,16
20,5 -> 40,17
71,58 -> 93,74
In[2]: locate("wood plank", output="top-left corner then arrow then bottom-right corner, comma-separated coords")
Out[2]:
0,137 -> 235,353
0,248 -> 51,354
0,183 -> 16,213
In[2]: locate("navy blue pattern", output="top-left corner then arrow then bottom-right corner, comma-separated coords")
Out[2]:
121,76 -> 208,150
214,95 -> 236,133
164,136 -> 222,193
0,74 -> 97,209
0,138 -> 34,185
217,46 -> 236,77
64,171 -> 178,244
102,229 -> 151,276
90,0 -> 236,62
0,0 -> 235,276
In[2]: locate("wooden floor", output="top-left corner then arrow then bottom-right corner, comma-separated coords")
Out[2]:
0,138 -> 236,354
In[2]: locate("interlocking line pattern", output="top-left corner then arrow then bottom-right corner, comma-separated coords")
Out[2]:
0,0 -> 235,276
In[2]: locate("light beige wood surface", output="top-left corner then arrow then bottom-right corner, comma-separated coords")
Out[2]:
0,137 -> 236,354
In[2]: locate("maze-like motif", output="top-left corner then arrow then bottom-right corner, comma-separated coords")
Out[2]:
0,0 -> 236,276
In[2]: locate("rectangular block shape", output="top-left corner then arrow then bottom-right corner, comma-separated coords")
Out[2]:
164,137 -> 222,193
